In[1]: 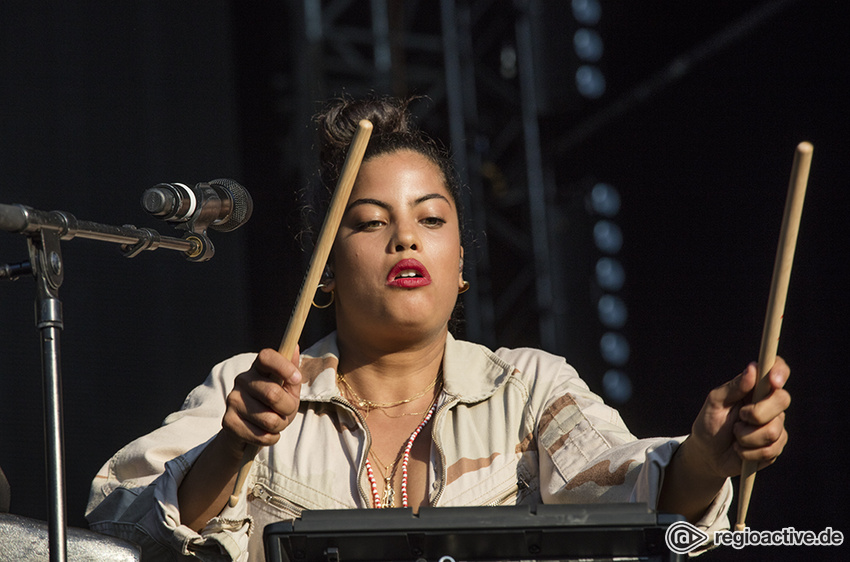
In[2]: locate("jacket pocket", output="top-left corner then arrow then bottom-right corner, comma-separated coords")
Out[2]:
249,482 -> 305,519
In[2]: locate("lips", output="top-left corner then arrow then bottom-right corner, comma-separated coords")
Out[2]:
386,258 -> 432,288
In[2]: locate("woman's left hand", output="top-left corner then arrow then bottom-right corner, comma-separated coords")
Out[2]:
688,358 -> 791,479
658,359 -> 791,522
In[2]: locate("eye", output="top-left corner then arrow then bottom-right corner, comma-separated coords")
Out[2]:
355,219 -> 385,231
421,216 -> 446,228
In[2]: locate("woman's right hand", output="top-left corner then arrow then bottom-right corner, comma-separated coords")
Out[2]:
221,347 -> 302,455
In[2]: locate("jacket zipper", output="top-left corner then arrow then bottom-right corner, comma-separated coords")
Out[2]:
330,395 -> 373,508
430,396 -> 457,506
250,482 -> 304,517
485,475 -> 527,506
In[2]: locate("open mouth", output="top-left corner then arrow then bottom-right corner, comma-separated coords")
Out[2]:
387,259 -> 431,287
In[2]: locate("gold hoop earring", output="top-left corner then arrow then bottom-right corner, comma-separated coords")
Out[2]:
458,280 -> 470,294
312,283 -> 335,309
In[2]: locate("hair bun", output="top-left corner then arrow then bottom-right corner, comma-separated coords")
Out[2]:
316,96 -> 413,161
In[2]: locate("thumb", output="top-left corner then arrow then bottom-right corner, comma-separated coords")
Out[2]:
714,363 -> 758,407
290,344 -> 300,367
289,344 -> 302,386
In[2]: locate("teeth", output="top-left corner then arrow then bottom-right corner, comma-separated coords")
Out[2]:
399,271 -> 418,278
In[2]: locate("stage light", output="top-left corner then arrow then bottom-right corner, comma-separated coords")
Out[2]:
572,0 -> 602,25
574,28 -> 604,62
589,182 -> 620,217
598,294 -> 627,328
600,331 -> 630,366
595,257 -> 625,291
593,219 -> 622,253
500,44 -> 517,79
576,65 -> 606,99
602,369 -> 633,404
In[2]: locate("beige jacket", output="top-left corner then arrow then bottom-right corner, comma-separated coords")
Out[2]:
86,333 -> 732,561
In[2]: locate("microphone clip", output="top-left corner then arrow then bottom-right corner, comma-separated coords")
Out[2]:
170,182 -> 222,262
141,179 -> 253,262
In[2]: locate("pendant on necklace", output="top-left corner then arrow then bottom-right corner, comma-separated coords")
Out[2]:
380,477 -> 394,508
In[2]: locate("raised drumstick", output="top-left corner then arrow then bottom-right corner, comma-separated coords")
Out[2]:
228,119 -> 373,507
735,141 -> 812,530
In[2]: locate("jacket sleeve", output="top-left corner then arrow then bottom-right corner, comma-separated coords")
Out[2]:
85,353 -> 258,561
504,348 -> 731,548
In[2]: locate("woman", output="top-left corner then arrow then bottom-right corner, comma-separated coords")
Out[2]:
86,96 -> 790,561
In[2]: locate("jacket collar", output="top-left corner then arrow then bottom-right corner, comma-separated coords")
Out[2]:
298,332 -> 514,404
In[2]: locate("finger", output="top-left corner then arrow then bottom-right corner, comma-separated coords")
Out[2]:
236,370 -> 300,414
734,426 -> 788,465
232,383 -> 299,437
260,377 -> 302,417
708,363 -> 758,407
243,391 -> 293,434
740,387 -> 791,425
767,356 -> 791,389
254,347 -> 302,387
223,391 -> 285,447
734,412 -> 787,448
229,365 -> 301,419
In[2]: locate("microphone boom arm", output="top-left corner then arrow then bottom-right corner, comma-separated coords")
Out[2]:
0,202 -> 210,261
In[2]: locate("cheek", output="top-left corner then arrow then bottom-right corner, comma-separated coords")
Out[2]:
432,245 -> 463,286
334,245 -> 379,290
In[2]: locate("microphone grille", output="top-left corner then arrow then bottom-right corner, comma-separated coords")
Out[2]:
209,178 -> 253,232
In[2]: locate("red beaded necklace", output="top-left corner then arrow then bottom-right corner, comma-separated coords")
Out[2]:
365,402 -> 437,508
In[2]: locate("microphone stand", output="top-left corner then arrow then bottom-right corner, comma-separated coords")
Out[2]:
1,203 -> 213,562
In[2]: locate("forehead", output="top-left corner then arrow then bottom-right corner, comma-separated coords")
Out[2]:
351,149 -> 451,203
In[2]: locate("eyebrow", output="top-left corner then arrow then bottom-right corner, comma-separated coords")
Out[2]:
345,193 -> 451,213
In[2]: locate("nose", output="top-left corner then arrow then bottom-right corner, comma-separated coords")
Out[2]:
392,221 -> 418,252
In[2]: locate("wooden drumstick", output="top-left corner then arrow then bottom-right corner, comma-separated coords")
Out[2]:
228,119 -> 373,507
735,141 -> 812,530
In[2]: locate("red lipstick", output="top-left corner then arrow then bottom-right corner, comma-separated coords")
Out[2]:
387,258 -> 431,288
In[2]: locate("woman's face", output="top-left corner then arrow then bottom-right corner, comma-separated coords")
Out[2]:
327,149 -> 464,343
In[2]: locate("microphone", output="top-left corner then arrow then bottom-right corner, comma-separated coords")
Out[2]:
141,178 -> 253,232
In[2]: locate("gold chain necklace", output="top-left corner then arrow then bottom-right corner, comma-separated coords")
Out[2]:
338,369 -> 442,415
379,379 -> 443,418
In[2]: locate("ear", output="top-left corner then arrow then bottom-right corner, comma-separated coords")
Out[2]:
457,247 -> 465,290
321,265 -> 336,292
